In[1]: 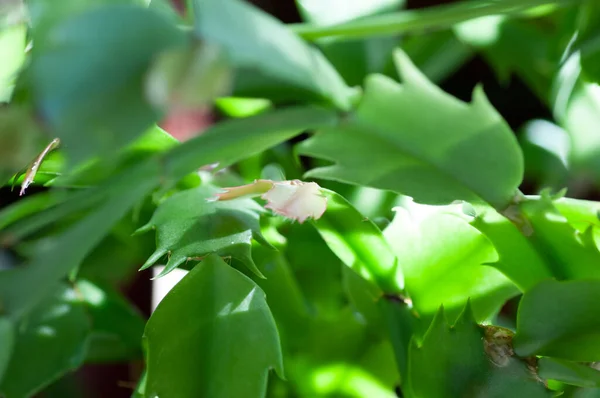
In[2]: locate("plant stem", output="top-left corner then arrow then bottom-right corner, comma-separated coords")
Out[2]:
290,0 -> 581,40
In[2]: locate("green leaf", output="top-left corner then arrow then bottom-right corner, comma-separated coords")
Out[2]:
408,304 -> 551,397
553,197 -> 600,237
77,280 -> 146,363
192,0 -> 354,110
312,189 -> 401,294
290,0 -> 571,40
469,205 -> 552,291
295,0 -> 403,87
514,279 -> 600,361
384,201 -> 518,325
400,30 -> 473,84
137,185 -> 268,278
214,97 -> 272,118
280,222 -> 347,318
0,317 -> 14,383
144,254 -> 283,398
0,23 -> 26,102
379,297 -> 417,385
146,41 -> 233,109
552,49 -> 600,180
455,17 -> 553,100
0,284 -> 90,398
575,0 -> 600,84
162,105 -> 338,181
251,240 -> 310,342
132,370 -> 147,398
519,120 -> 570,191
298,50 -> 523,209
31,4 -> 185,164
518,194 -> 600,280
296,0 -> 403,26
538,358 -> 600,388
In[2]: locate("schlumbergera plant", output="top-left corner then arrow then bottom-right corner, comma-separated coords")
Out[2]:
4,0 -> 600,397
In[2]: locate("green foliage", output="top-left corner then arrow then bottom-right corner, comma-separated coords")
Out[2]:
384,201 -> 518,326
299,50 -> 523,209
514,280 -> 600,361
137,185 -> 268,278
193,0 -> 355,109
408,304 -> 550,398
4,0 -> 600,396
313,190 -> 400,293
144,254 -> 283,398
30,4 -> 186,164
538,358 -> 600,388
0,285 -> 90,398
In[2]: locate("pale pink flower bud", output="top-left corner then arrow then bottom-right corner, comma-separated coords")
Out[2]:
213,179 -> 327,223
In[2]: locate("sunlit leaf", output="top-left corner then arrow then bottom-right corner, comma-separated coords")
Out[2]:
298,50 -> 523,208
313,190 -> 400,294
469,204 -> 551,291
0,23 -> 26,102
518,194 -> 600,280
144,254 -> 283,398
384,201 -> 518,325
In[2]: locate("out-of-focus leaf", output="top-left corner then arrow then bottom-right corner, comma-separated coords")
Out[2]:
539,358 -> 600,388
554,64 -> 600,180
31,4 -> 186,164
162,105 -> 337,180
575,0 -> 600,84
132,370 -> 147,398
286,306 -> 398,398
400,30 -> 473,84
295,0 -> 403,26
520,120 -> 570,190
192,0 -> 355,110
0,317 -> 14,383
514,280 -> 600,361
136,185 -> 268,278
0,107 -> 48,185
455,17 -> 554,100
384,200 -> 518,326
408,304 -> 551,397
0,24 -> 26,102
214,97 -> 272,118
144,254 -> 283,398
296,0 -> 404,88
0,284 -> 90,398
313,190 -> 401,294
146,41 -> 232,109
298,50 -> 523,209
0,159 -> 162,319
77,280 -> 146,363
